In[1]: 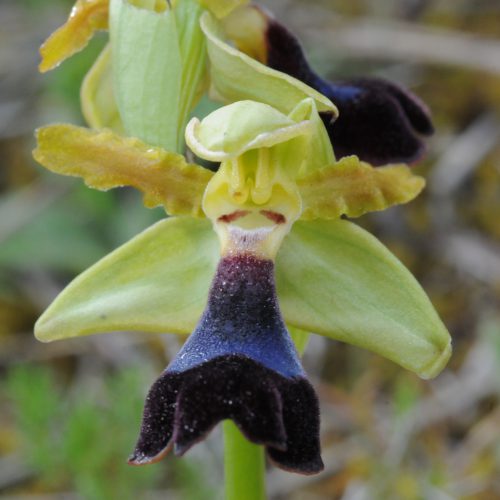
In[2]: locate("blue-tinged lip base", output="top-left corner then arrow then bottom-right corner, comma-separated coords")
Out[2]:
129,354 -> 323,475
168,253 -> 305,379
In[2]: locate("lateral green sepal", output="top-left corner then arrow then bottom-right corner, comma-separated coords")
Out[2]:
35,217 -> 219,341
276,219 -> 452,379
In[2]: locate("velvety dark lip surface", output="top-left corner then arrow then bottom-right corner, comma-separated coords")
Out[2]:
130,354 -> 323,475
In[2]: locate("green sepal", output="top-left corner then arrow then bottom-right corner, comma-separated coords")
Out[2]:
109,0 -> 207,152
200,12 -> 337,116
110,0 -> 181,151
276,219 -> 452,379
35,217 -> 219,342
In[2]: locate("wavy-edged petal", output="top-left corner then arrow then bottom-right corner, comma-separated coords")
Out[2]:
298,156 -> 425,220
276,219 -> 452,379
200,12 -> 337,117
80,44 -> 124,132
35,217 -> 219,342
33,124 -> 213,216
39,0 -> 109,73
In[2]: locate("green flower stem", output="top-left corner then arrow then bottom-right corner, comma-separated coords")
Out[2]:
223,420 -> 266,500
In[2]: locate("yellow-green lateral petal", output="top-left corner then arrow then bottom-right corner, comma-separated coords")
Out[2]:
33,124 -> 213,217
276,220 -> 451,379
298,157 -> 425,220
200,12 -> 337,116
81,44 -> 124,132
35,217 -> 219,342
39,0 -> 109,73
199,0 -> 248,19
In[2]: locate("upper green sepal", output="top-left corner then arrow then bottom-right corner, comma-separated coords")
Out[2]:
35,217 -> 219,341
200,11 -> 337,117
276,219 -> 452,379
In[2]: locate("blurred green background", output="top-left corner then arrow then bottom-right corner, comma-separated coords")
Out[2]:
1,0 -> 500,498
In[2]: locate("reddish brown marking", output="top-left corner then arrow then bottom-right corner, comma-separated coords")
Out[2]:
218,210 -> 250,223
128,441 -> 173,466
260,210 -> 286,224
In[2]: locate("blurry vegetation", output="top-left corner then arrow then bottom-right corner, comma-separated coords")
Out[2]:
1,0 -> 500,498
5,366 -> 160,499
2,365 -> 219,499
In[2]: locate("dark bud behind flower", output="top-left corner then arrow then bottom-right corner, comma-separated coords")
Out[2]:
265,17 -> 434,165
130,355 -> 323,474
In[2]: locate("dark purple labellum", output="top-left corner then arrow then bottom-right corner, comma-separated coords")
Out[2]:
130,254 -> 323,474
130,355 -> 323,474
265,18 -> 434,165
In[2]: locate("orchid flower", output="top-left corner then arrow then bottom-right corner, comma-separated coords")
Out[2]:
34,0 -> 451,481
